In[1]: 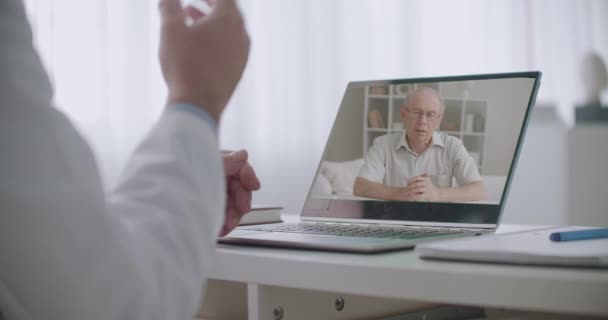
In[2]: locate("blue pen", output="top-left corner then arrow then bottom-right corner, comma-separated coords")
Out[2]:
549,227 -> 608,242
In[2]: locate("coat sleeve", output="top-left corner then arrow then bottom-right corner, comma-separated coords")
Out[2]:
0,1 -> 224,319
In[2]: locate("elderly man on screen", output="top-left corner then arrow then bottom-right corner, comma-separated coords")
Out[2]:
353,87 -> 487,202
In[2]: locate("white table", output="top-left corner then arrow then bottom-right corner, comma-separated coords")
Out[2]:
199,225 -> 608,319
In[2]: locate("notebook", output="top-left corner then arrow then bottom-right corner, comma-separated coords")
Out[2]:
416,226 -> 608,268
219,72 -> 542,253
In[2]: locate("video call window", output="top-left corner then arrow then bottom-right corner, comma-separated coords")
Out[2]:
310,77 -> 535,206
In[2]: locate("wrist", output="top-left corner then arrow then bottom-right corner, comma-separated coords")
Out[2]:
436,188 -> 444,201
388,186 -> 405,201
167,89 -> 222,122
170,102 -> 219,131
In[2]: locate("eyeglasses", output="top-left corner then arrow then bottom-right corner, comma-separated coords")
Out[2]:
405,109 -> 441,120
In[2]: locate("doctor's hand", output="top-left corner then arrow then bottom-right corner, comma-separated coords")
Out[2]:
220,150 -> 261,237
404,174 -> 441,202
158,0 -> 250,121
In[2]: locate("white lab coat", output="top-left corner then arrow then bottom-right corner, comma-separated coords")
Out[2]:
0,1 -> 225,319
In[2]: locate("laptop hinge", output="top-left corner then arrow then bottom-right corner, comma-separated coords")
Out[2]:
337,221 -> 495,232
302,220 -> 497,233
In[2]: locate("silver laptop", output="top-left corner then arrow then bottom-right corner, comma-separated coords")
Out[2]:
220,72 -> 542,253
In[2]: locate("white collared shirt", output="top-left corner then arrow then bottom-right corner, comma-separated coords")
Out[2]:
358,131 -> 481,188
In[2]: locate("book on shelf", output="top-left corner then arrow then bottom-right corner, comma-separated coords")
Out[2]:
369,85 -> 389,95
239,205 -> 283,225
368,110 -> 385,128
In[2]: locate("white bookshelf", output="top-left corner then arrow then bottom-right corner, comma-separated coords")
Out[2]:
363,83 -> 488,173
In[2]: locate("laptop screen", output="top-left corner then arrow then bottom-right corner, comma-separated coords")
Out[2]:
302,72 -> 541,227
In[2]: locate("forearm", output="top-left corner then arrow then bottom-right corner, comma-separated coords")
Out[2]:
108,104 -> 224,319
0,105 -> 224,320
0,0 -> 232,317
438,181 -> 487,202
354,177 -> 405,201
1,103 -> 224,320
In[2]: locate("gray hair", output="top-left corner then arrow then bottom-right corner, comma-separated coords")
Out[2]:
402,86 -> 445,113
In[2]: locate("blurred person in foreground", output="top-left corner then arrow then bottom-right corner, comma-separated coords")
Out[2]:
0,0 -> 258,318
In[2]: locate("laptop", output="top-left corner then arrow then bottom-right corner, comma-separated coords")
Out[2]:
220,72 -> 542,253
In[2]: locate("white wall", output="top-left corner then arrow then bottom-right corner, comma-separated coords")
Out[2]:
324,87 -> 365,162
568,125 -> 608,226
463,78 -> 536,175
501,105 -> 568,225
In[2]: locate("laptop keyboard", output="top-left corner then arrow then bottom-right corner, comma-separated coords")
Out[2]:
240,222 -> 463,240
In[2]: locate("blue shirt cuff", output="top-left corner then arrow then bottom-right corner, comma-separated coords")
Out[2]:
169,102 -> 218,131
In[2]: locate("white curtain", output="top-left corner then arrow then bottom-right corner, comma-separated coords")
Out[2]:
22,0 -> 608,214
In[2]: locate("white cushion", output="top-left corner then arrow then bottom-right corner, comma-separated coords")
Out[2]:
311,173 -> 333,195
320,159 -> 365,195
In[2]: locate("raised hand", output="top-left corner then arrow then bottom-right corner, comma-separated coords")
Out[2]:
159,0 -> 250,120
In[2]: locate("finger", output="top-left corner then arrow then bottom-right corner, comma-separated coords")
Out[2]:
218,183 -> 249,237
407,186 -> 426,194
417,178 -> 432,186
219,225 -> 228,237
159,0 -> 185,22
191,0 -> 213,13
223,149 -> 248,176
219,201 -> 237,237
404,184 -> 416,193
220,213 -> 239,236
239,162 -> 261,190
404,190 -> 422,201
405,181 -> 423,192
406,175 -> 424,185
410,176 -> 431,187
184,5 -> 206,21
231,179 -> 252,214
227,208 -> 240,230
